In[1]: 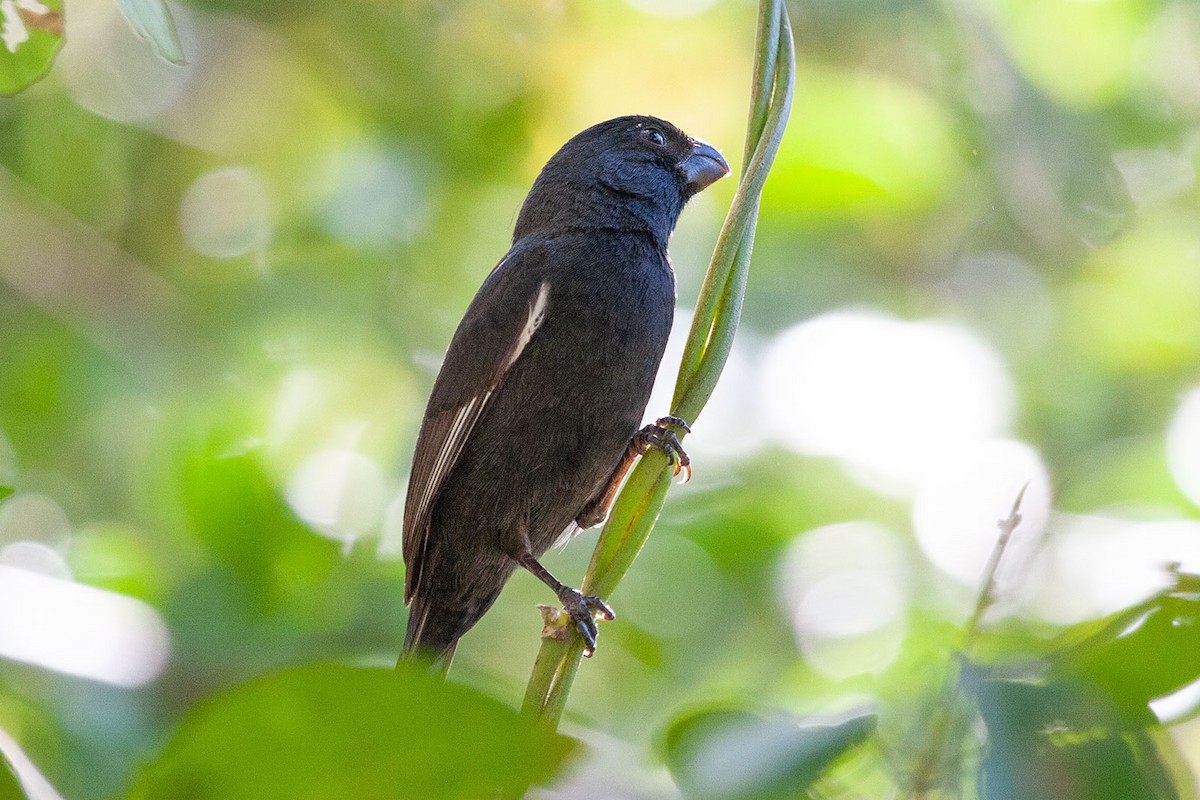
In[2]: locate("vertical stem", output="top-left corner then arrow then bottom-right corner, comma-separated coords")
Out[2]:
672,2 -> 794,415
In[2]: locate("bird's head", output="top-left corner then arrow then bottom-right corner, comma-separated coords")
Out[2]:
513,115 -> 730,247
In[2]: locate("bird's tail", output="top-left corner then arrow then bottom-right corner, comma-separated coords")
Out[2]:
401,559 -> 513,673
402,595 -> 460,674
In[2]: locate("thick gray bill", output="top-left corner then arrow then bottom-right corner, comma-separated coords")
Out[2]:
679,139 -> 730,194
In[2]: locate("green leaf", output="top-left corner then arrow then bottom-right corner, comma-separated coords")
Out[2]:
0,0 -> 64,96
1055,589 -> 1200,721
126,663 -> 574,800
663,707 -> 876,800
0,487 -> 13,502
970,676 -> 1179,800
113,0 -> 184,65
0,751 -> 27,800
181,450 -> 317,601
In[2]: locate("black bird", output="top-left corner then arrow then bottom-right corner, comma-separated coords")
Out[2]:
402,116 -> 729,666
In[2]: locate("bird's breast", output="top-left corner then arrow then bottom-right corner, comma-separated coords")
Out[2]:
491,240 -> 670,439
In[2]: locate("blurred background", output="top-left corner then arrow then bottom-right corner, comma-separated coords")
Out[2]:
3,0 -> 1200,796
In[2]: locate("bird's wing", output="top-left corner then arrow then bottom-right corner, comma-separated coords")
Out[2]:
403,253 -> 551,603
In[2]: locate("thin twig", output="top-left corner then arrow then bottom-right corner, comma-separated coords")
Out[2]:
901,483 -> 1032,799
963,482 -> 1029,650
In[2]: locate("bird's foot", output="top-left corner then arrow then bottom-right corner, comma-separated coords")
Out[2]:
635,416 -> 692,483
557,586 -> 615,657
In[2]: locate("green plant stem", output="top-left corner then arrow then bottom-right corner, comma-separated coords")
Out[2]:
902,486 -> 1030,799
673,34 -> 793,415
521,0 -> 795,727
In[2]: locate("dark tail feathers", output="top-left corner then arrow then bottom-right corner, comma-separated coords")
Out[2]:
402,597 -> 459,673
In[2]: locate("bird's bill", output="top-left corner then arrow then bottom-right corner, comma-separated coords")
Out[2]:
679,139 -> 731,194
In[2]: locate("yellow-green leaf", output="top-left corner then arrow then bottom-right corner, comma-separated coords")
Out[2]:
0,0 -> 63,96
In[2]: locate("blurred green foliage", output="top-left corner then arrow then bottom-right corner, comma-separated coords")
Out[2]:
127,664 -> 572,800
0,755 -> 20,800
664,706 -> 876,799
0,0 -> 63,97
970,674 -> 1178,800
2,0 -> 1200,797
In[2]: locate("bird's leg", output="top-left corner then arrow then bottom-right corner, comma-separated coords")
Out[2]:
574,448 -> 639,530
575,416 -> 693,529
516,552 -> 615,657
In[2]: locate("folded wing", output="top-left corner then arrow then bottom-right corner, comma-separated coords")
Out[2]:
403,266 -> 550,603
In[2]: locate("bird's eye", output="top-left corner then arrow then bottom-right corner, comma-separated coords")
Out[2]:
643,127 -> 666,146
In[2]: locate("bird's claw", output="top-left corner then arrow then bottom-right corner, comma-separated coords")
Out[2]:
558,587 -> 615,657
637,417 -> 692,483
655,415 -> 691,434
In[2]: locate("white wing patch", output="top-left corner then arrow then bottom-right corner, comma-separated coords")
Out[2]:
505,281 -> 550,370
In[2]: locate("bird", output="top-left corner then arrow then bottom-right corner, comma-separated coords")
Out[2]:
401,115 -> 729,668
